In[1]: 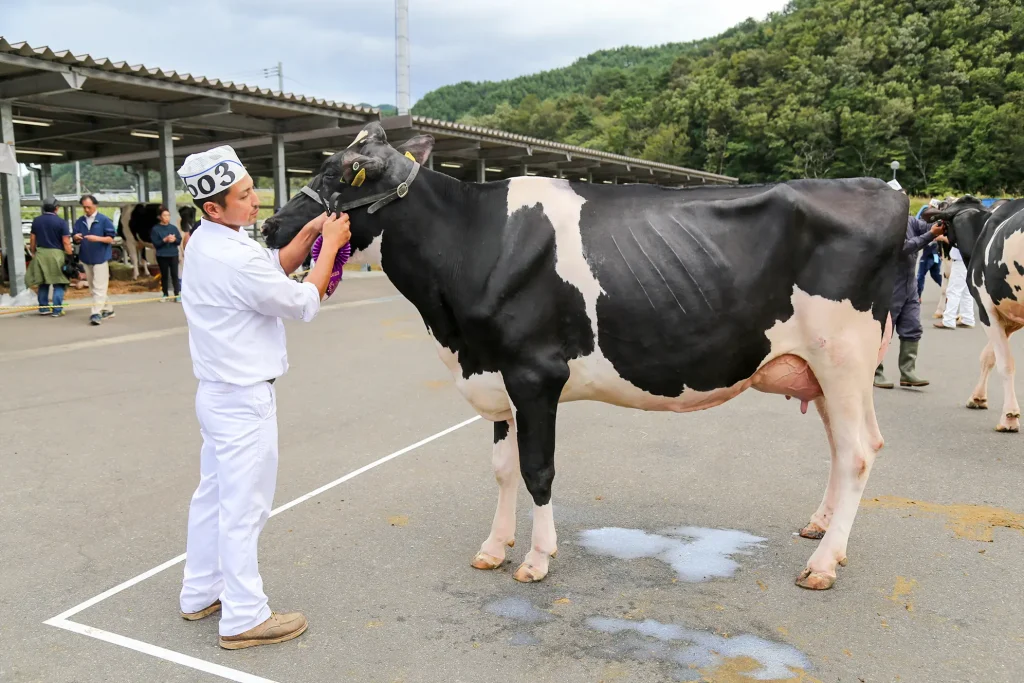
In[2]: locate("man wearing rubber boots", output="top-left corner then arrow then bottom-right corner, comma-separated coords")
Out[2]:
874,179 -> 945,389
176,145 -> 350,649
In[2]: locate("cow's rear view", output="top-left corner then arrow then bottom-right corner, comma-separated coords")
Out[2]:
262,121 -> 909,592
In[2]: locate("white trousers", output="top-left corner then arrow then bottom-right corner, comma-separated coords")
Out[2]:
83,263 -> 113,316
180,380 -> 278,637
942,259 -> 975,328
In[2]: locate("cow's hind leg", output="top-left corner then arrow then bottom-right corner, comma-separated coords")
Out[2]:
967,341 -> 995,410
504,364 -> 568,583
472,420 -> 519,570
988,318 -> 1021,433
797,331 -> 884,590
799,397 -> 838,540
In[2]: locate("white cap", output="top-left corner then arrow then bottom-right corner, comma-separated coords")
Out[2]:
887,179 -> 903,191
177,145 -> 247,199
929,198 -> 942,208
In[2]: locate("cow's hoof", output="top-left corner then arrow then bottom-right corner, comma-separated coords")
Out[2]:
966,399 -> 988,410
995,424 -> 1020,433
798,522 -> 826,540
513,562 -> 548,583
795,568 -> 835,590
471,552 -> 505,570
506,539 -> 515,548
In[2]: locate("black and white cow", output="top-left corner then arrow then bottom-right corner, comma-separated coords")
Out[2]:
263,122 -> 907,590
926,197 -> 1024,432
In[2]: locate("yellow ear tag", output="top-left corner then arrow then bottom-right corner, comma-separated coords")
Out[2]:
404,151 -> 416,162
351,168 -> 366,187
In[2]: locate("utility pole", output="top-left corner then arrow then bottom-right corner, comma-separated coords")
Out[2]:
395,0 -> 411,115
263,63 -> 284,94
75,160 -> 81,195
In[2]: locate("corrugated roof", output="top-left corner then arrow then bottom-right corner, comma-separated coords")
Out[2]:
0,37 -> 736,183
413,116 -> 736,182
0,38 -> 379,117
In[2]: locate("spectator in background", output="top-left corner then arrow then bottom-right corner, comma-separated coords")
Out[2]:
150,206 -> 182,302
25,197 -> 72,316
874,180 -> 945,389
916,199 -> 944,302
72,194 -> 117,326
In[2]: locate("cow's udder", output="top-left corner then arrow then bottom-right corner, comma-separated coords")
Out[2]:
751,354 -> 823,412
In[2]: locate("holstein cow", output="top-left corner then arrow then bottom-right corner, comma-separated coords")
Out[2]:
926,197 -> 1024,432
262,122 -> 906,590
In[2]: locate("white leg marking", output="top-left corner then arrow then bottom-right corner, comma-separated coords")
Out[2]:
968,342 -> 995,409
513,503 -> 557,583
472,421 -> 519,569
986,318 -> 1020,432
800,396 -> 838,538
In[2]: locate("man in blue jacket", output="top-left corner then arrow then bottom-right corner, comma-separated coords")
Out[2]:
72,194 -> 117,325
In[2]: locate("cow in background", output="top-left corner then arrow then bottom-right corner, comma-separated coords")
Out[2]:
927,197 -> 1024,432
263,122 -> 906,591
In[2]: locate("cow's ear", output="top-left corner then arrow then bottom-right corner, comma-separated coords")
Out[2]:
396,135 -> 434,166
343,154 -> 384,187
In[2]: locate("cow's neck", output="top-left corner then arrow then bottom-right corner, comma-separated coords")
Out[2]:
374,170 -> 506,346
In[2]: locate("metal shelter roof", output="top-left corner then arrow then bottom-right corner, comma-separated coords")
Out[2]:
0,38 -> 737,186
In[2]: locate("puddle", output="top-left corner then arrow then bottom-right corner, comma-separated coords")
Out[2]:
484,597 -> 552,623
579,527 -> 766,581
508,632 -> 541,646
587,617 -> 812,681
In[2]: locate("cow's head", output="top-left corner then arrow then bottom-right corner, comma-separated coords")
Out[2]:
262,121 -> 434,252
922,195 -> 988,265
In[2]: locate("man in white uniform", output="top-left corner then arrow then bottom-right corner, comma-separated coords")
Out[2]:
935,244 -> 976,330
176,145 -> 350,649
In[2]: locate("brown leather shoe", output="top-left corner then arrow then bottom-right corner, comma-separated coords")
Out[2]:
181,600 -> 221,621
219,612 -> 308,650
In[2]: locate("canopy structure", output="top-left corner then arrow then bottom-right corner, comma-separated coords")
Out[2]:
0,38 -> 737,294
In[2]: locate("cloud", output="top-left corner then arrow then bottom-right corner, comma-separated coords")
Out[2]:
3,0 -> 788,107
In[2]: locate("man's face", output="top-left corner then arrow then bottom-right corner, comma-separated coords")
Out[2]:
81,199 -> 97,217
204,175 -> 259,228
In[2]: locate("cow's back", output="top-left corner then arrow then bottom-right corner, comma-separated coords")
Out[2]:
553,178 -> 905,397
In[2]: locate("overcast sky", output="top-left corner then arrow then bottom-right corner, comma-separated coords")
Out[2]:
3,0 -> 789,107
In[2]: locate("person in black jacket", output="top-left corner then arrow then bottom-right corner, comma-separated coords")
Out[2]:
150,207 -> 182,301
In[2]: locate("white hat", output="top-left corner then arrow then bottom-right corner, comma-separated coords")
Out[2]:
887,179 -> 903,191
177,145 -> 247,200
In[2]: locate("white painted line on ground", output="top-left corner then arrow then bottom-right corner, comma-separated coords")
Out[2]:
0,295 -> 402,363
44,414 -> 482,682
45,618 -> 280,683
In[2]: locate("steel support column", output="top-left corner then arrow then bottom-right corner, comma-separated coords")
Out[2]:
0,102 -> 26,294
157,121 -> 176,216
39,163 -> 53,199
272,134 -> 287,211
136,168 -> 148,202
476,159 -> 486,184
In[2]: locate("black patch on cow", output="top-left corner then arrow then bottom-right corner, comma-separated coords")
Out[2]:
569,179 -> 904,396
1015,261 -> 1024,277
129,203 -> 162,243
375,179 -> 594,382
494,420 -> 510,444
967,207 -> 1024,328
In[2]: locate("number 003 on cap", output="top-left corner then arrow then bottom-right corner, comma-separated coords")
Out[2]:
177,145 -> 247,199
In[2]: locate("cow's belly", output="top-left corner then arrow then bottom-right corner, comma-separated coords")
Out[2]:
562,350 -> 822,413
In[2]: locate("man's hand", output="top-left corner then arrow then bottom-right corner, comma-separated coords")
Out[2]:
934,235 -> 949,244
929,222 -> 945,237
321,212 -> 351,250
302,212 -> 330,236
73,233 -> 83,243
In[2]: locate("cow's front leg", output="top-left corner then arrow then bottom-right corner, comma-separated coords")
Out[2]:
987,319 -> 1021,433
472,420 -> 519,570
967,341 -> 995,410
504,364 -> 568,583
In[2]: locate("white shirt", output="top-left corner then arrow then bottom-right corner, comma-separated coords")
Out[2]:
181,218 -> 321,386
85,213 -> 96,229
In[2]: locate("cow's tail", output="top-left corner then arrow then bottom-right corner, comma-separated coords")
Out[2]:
877,313 -> 893,365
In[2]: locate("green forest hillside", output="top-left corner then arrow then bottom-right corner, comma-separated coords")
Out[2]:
412,0 -> 1024,194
